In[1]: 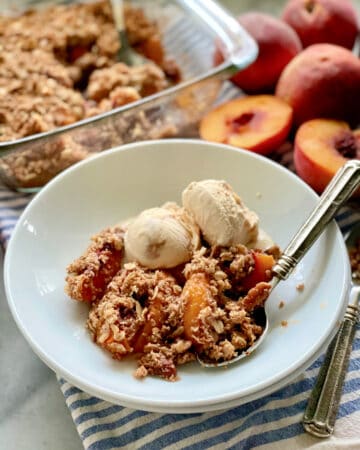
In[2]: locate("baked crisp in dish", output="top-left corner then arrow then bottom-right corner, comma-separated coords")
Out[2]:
0,0 -> 180,187
0,0 -> 179,142
65,180 -> 280,380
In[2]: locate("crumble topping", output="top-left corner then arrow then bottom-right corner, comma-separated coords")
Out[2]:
86,62 -> 168,102
0,0 -> 181,188
88,264 -> 189,380
65,226 -> 125,303
66,229 -> 276,379
64,180 -> 281,380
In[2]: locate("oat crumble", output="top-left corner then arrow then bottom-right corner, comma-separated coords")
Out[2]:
66,230 -> 277,380
0,0 -> 181,188
65,180 -> 282,380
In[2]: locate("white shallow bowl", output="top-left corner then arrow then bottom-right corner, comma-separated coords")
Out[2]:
4,139 -> 350,413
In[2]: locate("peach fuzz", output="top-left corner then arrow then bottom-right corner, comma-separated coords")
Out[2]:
213,12 -> 302,93
276,44 -> 360,127
282,0 -> 359,50
294,118 -> 360,194
199,95 -> 293,156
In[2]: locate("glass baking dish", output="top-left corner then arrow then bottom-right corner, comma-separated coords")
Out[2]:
0,0 -> 257,192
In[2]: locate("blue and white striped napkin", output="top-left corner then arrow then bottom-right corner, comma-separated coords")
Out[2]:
1,152 -> 359,449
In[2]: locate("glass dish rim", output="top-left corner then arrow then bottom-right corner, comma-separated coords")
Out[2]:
0,0 -> 258,153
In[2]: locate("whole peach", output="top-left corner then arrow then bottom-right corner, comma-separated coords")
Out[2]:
276,43 -> 360,126
214,12 -> 302,93
282,0 -> 359,50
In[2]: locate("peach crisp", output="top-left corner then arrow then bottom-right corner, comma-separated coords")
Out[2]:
65,180 -> 280,380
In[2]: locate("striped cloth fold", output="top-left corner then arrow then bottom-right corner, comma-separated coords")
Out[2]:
0,158 -> 359,449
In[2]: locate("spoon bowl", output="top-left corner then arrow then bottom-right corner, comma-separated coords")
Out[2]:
198,160 -> 360,368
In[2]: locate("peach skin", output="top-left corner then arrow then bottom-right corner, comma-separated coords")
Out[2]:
276,44 -> 360,127
294,118 -> 360,194
199,95 -> 293,155
214,12 -> 302,93
282,0 -> 359,50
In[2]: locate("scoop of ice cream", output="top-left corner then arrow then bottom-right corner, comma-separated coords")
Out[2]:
124,202 -> 200,269
182,180 -> 259,246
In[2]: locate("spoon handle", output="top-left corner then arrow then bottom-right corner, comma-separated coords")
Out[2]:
109,0 -> 125,31
272,160 -> 360,280
302,286 -> 360,437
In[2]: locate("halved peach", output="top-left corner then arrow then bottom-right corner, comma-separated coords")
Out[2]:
199,95 -> 293,155
294,118 -> 360,194
242,251 -> 275,291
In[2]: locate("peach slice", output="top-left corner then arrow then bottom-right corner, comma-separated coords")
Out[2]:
242,252 -> 275,291
282,0 -> 359,50
199,95 -> 293,155
133,296 -> 164,353
214,12 -> 302,93
294,118 -> 360,194
182,273 -> 212,342
135,35 -> 164,66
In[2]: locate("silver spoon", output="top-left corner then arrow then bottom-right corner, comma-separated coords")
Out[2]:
109,0 -> 150,66
198,159 -> 360,367
303,221 -> 360,437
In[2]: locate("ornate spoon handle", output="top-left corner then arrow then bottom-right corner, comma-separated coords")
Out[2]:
272,160 -> 360,280
302,287 -> 360,437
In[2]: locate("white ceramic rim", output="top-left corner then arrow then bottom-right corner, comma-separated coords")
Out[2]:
4,139 -> 351,413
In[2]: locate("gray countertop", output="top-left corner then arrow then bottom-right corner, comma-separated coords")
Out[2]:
0,248 -> 82,450
1,1 -> 360,449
